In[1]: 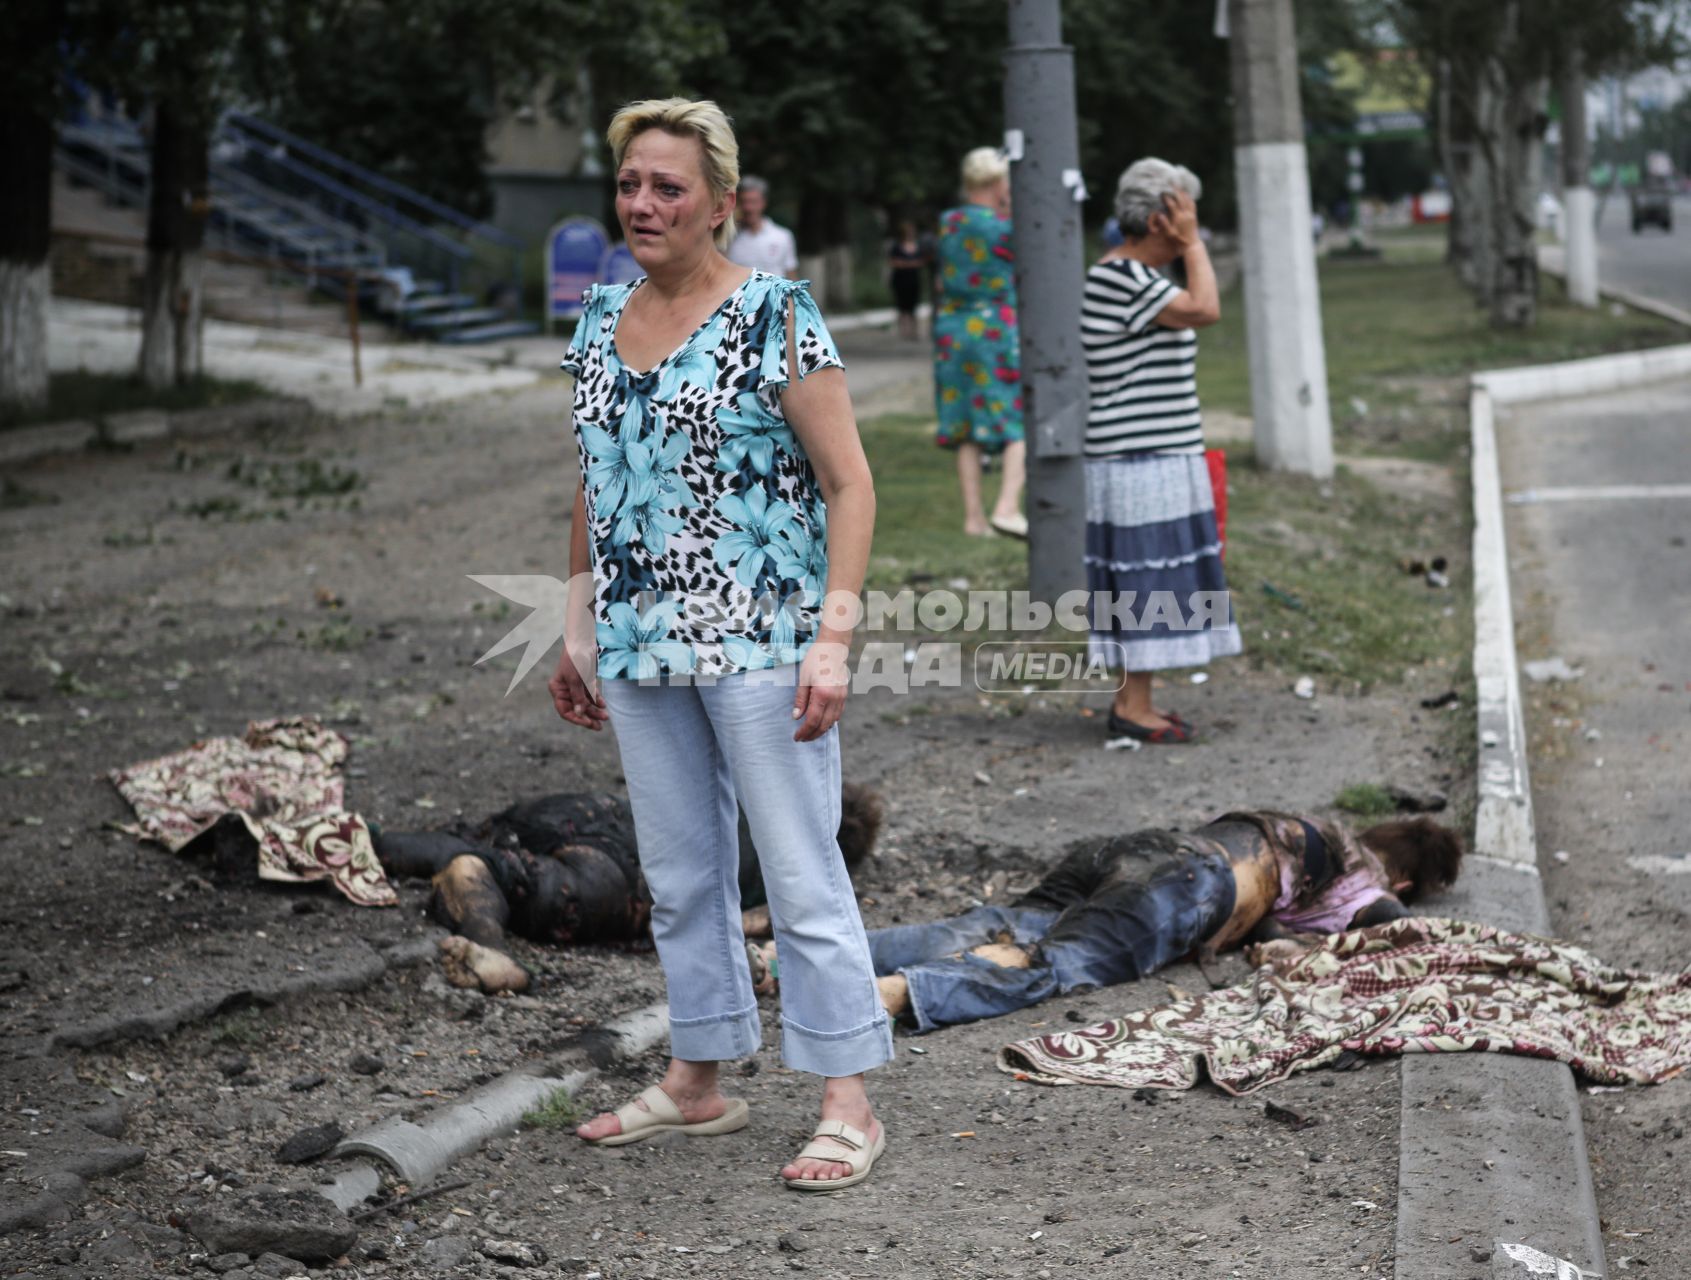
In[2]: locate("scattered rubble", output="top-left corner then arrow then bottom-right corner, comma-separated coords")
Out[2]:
479,1236 -> 548,1266
184,1189 -> 357,1262
275,1122 -> 344,1165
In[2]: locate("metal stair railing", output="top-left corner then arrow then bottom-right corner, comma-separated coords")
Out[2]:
55,109 -> 534,341
221,109 -> 519,248
214,123 -> 473,295
217,109 -> 522,307
56,123 -> 386,285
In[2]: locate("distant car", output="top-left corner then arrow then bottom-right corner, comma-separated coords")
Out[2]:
1631,185 -> 1673,233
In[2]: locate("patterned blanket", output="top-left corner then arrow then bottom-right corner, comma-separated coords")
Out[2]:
109,716 -> 395,907
998,917 -> 1691,1095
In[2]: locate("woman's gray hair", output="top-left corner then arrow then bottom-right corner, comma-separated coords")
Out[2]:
1114,158 -> 1202,238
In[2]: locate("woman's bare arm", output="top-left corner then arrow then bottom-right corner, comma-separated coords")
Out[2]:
1150,190 -> 1221,330
1156,239 -> 1221,330
780,305 -> 876,742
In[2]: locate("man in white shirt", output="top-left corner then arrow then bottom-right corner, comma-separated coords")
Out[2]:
727,175 -> 798,279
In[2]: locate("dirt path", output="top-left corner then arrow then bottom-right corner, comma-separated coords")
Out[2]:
1,347 -> 1459,1276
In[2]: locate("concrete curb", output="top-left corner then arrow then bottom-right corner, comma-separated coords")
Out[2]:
0,420 -> 98,466
1387,342 -> 1691,1277
1474,342 -> 1691,407
318,1001 -> 668,1213
1,397 -> 316,470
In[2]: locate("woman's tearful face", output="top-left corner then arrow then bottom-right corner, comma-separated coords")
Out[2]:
616,130 -> 729,268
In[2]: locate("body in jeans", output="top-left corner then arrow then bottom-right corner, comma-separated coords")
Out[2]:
873,811 -> 1421,1032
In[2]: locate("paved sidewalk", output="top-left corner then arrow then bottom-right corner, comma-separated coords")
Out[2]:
49,298 -> 541,414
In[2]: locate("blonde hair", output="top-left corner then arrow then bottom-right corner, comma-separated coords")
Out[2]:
606,98 -> 741,251
961,146 -> 1009,193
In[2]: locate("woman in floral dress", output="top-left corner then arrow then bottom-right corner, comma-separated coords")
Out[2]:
931,147 -> 1026,537
550,98 -> 890,1191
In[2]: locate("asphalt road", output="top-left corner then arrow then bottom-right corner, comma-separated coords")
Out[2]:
1497,377 -> 1691,1275
1590,190 -> 1691,313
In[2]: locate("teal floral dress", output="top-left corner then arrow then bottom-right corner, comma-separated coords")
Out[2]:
561,271 -> 844,681
932,204 -> 1023,452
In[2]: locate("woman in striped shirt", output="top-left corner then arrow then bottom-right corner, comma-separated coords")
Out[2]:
1082,159 -> 1241,743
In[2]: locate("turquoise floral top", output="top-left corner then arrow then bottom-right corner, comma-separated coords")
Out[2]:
561,271 -> 845,680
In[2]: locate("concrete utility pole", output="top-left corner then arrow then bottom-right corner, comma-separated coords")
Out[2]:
1226,0 -> 1334,478
1559,46 -> 1599,308
1003,0 -> 1088,606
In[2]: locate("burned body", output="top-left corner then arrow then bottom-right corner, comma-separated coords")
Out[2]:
753,811 -> 1462,1030
374,785 -> 884,991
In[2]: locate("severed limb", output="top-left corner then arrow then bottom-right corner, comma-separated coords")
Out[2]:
431,856 -> 530,993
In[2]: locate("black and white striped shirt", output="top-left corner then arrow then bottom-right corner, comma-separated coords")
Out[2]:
1081,259 -> 1203,456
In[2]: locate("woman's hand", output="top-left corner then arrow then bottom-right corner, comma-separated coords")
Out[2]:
791,637 -> 850,742
549,641 -> 607,731
1149,189 -> 1201,252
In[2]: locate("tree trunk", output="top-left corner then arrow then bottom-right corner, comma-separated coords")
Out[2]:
139,101 -> 211,389
1438,58 -> 1490,294
0,95 -> 54,415
1559,43 -> 1598,307
821,195 -> 853,311
1481,46 -> 1544,329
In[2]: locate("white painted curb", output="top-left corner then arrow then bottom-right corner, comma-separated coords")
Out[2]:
1468,383 -> 1536,868
1476,342 -> 1691,407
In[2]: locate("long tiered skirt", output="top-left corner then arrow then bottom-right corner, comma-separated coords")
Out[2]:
1084,452 -> 1243,672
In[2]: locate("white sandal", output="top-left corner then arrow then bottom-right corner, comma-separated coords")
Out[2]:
582,1084 -> 749,1147
783,1119 -> 886,1191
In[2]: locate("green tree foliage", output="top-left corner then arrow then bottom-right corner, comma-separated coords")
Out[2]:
240,0 -> 608,218
1379,0 -> 1684,325
573,0 -> 1358,241
226,0 -> 1365,241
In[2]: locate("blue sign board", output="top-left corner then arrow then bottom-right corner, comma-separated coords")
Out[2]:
600,243 -> 644,286
546,217 -> 611,333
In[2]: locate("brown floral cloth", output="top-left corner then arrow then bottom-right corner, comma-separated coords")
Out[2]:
109,716 -> 396,907
998,916 -> 1691,1095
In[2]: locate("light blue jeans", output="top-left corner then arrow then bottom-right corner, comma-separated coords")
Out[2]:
600,668 -> 893,1077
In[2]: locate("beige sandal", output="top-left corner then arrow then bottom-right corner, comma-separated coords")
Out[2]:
582,1084 -> 749,1147
783,1119 -> 886,1191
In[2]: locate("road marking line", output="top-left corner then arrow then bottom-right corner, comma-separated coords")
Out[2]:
1508,483 -> 1691,504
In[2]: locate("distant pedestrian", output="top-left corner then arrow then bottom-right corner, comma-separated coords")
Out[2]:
1082,158 -> 1241,743
554,98 -> 889,1190
887,219 -> 929,340
727,175 -> 798,279
932,147 -> 1026,538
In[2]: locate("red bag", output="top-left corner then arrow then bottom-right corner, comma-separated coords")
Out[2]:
1205,447 -> 1227,560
